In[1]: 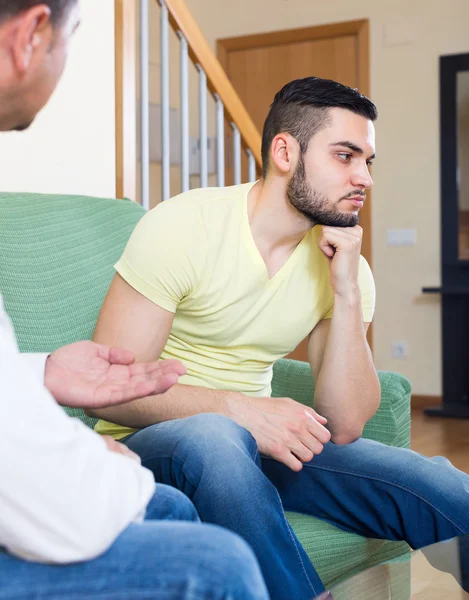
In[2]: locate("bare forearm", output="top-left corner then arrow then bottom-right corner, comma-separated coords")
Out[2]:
87,383 -> 243,428
314,289 -> 380,443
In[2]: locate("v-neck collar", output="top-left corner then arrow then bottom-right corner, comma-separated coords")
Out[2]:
241,184 -> 310,285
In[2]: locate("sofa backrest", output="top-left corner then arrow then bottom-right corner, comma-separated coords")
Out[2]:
0,192 -> 411,447
0,192 -> 146,426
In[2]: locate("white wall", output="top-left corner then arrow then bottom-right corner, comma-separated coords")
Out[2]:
0,0 -> 116,198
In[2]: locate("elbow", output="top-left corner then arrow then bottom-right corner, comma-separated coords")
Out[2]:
13,521 -> 121,566
84,407 -> 99,418
330,424 -> 364,446
47,537 -> 110,565
66,532 -> 116,564
331,431 -> 362,446
51,512 -> 129,564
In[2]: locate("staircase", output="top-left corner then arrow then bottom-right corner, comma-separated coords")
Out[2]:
115,0 -> 262,208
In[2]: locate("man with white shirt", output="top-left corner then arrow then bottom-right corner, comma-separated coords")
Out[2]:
0,1 -> 269,598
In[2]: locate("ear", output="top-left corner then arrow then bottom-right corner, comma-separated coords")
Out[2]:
269,133 -> 300,175
11,5 -> 52,74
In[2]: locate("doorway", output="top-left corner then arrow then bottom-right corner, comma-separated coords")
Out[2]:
218,20 -> 372,360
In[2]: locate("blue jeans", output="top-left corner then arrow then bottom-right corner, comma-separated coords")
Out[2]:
123,414 -> 469,600
0,484 -> 269,600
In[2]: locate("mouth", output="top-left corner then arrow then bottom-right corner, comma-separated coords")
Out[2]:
343,196 -> 365,209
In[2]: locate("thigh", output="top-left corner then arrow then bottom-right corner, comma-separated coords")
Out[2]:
0,522 -> 268,600
144,485 -> 199,522
124,414 -> 260,487
261,437 -> 469,545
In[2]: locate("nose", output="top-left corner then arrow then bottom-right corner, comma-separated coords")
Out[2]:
351,162 -> 373,190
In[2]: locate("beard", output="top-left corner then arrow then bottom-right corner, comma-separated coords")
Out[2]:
286,156 -> 360,227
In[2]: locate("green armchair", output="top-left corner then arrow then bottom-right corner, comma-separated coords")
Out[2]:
0,192 -> 411,588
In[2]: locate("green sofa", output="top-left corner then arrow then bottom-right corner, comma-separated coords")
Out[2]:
0,191 -> 411,588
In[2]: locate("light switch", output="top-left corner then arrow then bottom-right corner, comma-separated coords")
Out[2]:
387,229 -> 417,246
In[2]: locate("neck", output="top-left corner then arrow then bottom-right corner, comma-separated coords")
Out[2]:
0,60 -> 22,131
247,176 -> 313,253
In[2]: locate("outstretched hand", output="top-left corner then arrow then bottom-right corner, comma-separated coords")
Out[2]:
44,341 -> 186,408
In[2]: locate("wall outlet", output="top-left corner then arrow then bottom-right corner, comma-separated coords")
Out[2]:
189,136 -> 217,176
391,341 -> 409,359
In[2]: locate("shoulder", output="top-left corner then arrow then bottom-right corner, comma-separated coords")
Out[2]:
140,184 -> 246,229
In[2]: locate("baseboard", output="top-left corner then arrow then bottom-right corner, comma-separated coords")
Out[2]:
411,395 -> 442,410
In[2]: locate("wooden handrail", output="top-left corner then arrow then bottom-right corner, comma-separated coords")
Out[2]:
160,0 -> 262,167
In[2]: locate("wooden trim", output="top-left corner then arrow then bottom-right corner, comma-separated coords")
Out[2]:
217,19 -> 369,51
115,0 -> 137,200
217,40 -> 228,73
411,395 -> 442,410
159,0 -> 262,166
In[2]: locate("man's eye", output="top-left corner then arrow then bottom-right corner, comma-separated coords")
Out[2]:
366,161 -> 374,167
337,153 -> 351,162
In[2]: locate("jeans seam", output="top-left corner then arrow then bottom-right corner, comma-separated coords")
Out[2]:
0,588 -> 222,600
272,485 -> 320,598
161,452 -> 320,598
300,462 -> 467,535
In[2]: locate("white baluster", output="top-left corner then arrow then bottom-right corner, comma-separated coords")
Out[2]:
232,124 -> 241,185
140,0 -> 150,209
178,34 -> 190,193
160,1 -> 170,201
198,66 -> 208,188
247,149 -> 256,183
215,95 -> 225,187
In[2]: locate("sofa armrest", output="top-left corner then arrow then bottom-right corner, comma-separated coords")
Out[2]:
271,359 -> 411,449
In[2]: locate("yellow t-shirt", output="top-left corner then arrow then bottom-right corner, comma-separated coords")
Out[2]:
96,182 -> 375,439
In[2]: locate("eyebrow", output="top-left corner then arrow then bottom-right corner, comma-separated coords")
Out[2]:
330,141 -> 376,160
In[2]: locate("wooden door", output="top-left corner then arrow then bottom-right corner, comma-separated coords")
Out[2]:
218,20 -> 371,360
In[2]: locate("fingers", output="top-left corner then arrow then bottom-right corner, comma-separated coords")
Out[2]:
318,238 -> 335,258
275,447 -> 304,472
323,224 -> 363,237
103,346 -> 136,365
92,372 -> 180,408
290,439 -> 315,463
318,226 -> 363,257
304,414 -> 331,445
130,359 -> 187,377
284,416 -> 327,463
102,436 -> 141,463
133,373 -> 180,397
297,432 -> 324,457
306,408 -> 328,425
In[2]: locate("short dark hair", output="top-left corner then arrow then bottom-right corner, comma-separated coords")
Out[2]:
261,77 -> 378,177
0,0 -> 76,25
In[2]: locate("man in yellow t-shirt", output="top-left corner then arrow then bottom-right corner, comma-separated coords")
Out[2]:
90,78 -> 469,600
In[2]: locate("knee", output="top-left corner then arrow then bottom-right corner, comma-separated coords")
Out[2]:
145,485 -> 199,523
176,413 -> 257,457
199,525 -> 268,599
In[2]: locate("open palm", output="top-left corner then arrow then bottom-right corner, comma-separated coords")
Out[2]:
44,341 -> 186,408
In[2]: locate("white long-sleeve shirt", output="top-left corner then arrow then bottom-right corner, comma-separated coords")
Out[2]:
0,296 -> 156,564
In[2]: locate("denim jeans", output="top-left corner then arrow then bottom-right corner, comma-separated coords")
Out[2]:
123,413 -> 469,600
0,484 -> 269,600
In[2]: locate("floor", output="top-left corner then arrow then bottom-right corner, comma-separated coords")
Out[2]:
411,409 -> 469,474
410,410 -> 469,598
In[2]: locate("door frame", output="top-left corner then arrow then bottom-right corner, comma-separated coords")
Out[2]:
217,19 -> 372,267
